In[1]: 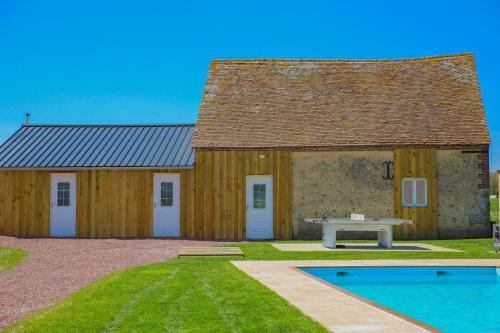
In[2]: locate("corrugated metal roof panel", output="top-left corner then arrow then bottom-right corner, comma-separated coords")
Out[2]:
0,124 -> 195,168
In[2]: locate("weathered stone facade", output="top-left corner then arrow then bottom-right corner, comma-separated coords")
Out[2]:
292,151 -> 394,239
292,150 -> 490,240
436,150 -> 490,238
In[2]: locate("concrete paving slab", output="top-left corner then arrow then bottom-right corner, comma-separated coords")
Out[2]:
178,246 -> 243,256
272,243 -> 459,252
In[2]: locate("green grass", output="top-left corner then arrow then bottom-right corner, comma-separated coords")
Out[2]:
6,257 -> 328,333
0,246 -> 27,272
6,238 -> 500,332
491,197 -> 498,223
242,238 -> 500,261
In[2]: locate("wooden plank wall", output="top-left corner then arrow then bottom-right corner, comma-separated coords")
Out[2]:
393,148 -> 438,240
194,150 -> 292,240
0,169 -> 195,238
0,171 -> 50,237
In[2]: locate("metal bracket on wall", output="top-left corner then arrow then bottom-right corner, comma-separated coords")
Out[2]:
382,161 -> 393,180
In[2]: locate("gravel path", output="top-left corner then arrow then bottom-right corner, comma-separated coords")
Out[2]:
0,236 -> 214,328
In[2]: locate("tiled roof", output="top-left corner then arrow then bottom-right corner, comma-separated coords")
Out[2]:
0,124 -> 195,168
192,53 -> 490,148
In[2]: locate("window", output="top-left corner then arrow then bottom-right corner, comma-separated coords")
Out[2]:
402,178 -> 427,207
253,184 -> 266,209
160,182 -> 173,206
57,182 -> 70,206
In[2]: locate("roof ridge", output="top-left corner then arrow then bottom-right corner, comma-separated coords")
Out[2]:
22,123 -> 195,127
210,53 -> 474,65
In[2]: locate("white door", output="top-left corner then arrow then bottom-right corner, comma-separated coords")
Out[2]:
153,173 -> 180,237
50,173 -> 77,237
246,175 -> 273,239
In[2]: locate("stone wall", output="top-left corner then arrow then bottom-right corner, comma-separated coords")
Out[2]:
436,150 -> 490,238
291,149 -> 491,240
292,151 -> 394,239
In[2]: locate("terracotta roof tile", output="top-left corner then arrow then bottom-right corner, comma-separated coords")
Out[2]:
192,53 -> 490,149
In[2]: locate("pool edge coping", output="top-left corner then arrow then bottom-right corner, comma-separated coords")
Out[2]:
291,266 -> 442,333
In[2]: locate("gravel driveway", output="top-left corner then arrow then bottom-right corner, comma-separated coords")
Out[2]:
0,236 -> 214,328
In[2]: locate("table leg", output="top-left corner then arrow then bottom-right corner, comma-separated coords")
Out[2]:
377,231 -> 385,247
377,228 -> 393,249
386,227 -> 393,249
323,224 -> 336,248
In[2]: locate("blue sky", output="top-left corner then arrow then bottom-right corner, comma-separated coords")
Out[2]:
0,1 -> 499,169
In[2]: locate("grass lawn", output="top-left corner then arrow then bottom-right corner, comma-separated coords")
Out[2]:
6,238 -> 500,333
0,246 -> 27,272
6,256 -> 328,333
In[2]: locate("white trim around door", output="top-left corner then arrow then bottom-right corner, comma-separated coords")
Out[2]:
246,175 -> 273,240
153,173 -> 181,237
50,173 -> 77,237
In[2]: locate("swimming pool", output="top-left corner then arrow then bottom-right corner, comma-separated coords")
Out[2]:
301,266 -> 500,333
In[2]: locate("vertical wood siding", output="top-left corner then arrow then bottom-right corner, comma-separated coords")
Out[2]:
0,171 -> 50,237
0,169 -> 194,238
393,148 -> 438,239
194,150 -> 292,240
0,149 -> 440,240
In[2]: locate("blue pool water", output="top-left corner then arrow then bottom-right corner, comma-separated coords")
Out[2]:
301,266 -> 500,333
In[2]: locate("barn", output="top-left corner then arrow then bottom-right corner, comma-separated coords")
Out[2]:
0,125 -> 196,238
191,53 -> 491,240
0,53 -> 491,240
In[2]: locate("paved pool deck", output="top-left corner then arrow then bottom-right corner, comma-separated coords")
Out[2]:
272,243 -> 459,252
233,259 -> 500,333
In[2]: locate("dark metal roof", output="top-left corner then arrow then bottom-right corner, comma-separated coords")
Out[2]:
0,124 -> 195,168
